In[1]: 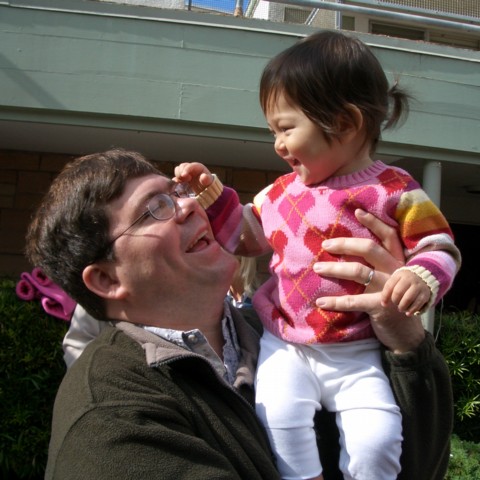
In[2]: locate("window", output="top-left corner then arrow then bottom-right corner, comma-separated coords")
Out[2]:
370,21 -> 480,50
342,15 -> 356,31
284,7 -> 312,24
371,22 -> 426,40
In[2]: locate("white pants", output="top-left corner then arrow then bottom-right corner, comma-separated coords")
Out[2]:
255,331 -> 402,480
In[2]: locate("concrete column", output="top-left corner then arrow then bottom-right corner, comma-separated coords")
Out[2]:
421,161 -> 442,333
423,161 -> 442,207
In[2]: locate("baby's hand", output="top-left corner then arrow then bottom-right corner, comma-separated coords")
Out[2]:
174,162 -> 214,193
381,268 -> 431,316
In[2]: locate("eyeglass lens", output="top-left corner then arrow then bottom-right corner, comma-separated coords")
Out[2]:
148,194 -> 176,221
147,184 -> 194,220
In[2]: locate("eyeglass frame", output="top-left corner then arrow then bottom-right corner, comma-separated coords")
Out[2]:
97,182 -> 195,261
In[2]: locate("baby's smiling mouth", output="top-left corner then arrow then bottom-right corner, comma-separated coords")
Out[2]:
284,156 -> 301,169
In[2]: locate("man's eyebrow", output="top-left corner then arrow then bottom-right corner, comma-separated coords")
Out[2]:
165,179 -> 177,192
130,178 -> 174,215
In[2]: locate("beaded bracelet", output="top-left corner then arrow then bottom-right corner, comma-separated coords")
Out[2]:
194,174 -> 224,209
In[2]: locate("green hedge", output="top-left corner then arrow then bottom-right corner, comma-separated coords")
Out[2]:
446,434 -> 480,480
0,278 -> 67,479
433,308 -> 480,479
436,310 -> 480,443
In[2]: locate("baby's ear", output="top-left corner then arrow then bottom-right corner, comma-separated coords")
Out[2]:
335,104 -> 364,138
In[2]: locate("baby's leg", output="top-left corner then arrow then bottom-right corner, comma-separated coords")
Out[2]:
337,407 -> 402,480
255,330 -> 323,479
321,340 -> 402,480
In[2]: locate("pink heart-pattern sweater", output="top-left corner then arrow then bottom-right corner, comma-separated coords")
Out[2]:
207,161 -> 461,344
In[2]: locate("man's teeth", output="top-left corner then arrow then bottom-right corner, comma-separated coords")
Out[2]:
188,232 -> 207,251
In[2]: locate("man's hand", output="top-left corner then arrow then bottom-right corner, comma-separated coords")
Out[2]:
313,209 -> 425,353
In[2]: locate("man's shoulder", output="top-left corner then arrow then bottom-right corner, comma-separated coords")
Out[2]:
69,324 -> 187,383
52,325 -> 187,434
60,326 -> 147,397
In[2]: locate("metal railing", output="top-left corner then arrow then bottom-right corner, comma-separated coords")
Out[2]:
266,0 -> 480,33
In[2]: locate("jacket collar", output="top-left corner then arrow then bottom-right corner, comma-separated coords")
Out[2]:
112,304 -> 261,391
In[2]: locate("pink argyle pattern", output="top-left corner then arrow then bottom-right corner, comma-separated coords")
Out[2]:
250,162 -> 459,344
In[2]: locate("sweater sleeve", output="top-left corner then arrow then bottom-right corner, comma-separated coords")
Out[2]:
395,188 -> 461,307
206,185 -> 271,256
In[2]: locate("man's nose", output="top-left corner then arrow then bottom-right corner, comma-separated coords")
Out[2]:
174,196 -> 199,222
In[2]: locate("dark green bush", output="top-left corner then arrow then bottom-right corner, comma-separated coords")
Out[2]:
436,310 -> 480,443
0,278 -> 68,479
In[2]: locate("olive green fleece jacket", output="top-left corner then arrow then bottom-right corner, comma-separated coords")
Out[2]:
46,307 -> 452,480
45,309 -> 279,480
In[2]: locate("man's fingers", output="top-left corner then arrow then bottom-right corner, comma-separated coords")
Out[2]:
313,262 -> 388,291
355,209 -> 404,264
321,237 -> 402,273
316,292 -> 381,312
313,262 -> 368,281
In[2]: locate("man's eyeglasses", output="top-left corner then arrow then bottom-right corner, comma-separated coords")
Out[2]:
106,182 -> 194,250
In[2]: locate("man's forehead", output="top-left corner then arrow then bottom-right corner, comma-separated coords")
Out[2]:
109,174 -> 171,215
125,173 -> 172,197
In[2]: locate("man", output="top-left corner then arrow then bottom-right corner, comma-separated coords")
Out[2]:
26,149 -> 452,480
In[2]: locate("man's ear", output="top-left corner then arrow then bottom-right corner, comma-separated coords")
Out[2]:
335,104 -> 364,141
83,263 -> 127,300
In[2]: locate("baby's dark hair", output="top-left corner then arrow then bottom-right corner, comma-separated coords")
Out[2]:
259,30 -> 410,152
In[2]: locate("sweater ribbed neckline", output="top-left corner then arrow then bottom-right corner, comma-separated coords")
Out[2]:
300,160 -> 387,190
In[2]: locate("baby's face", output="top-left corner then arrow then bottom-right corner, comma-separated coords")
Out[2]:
266,93 -> 348,186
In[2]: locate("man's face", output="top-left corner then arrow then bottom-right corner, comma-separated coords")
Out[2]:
103,173 -> 237,322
